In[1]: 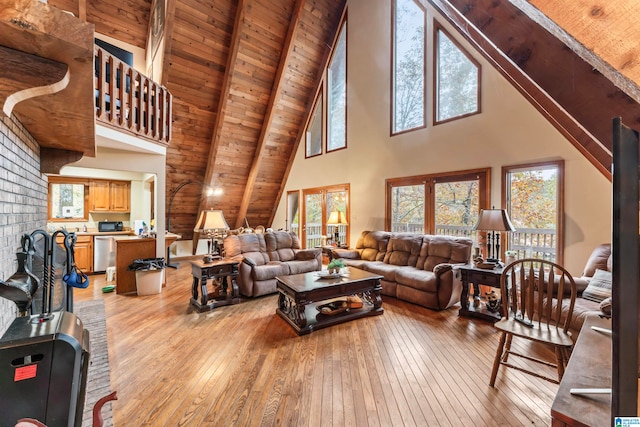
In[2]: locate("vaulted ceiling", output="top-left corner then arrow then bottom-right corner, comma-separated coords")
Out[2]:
42,0 -> 640,240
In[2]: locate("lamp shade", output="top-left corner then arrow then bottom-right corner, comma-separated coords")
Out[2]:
194,210 -> 229,232
474,209 -> 515,232
327,210 -> 348,225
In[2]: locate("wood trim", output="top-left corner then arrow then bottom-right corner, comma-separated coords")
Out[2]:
426,0 -> 612,181
235,0 -> 306,229
501,160 -> 565,265
432,21 -> 482,126
385,167 -> 491,232
390,0 -> 427,136
200,0 -> 247,227
326,15 -> 348,153
270,0 -> 348,227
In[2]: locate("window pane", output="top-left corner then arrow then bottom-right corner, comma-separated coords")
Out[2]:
392,0 -> 425,133
51,183 -> 85,219
434,180 -> 479,240
306,95 -> 322,157
328,23 -> 347,151
305,193 -> 323,248
436,29 -> 479,122
327,191 -> 348,245
507,167 -> 558,261
390,184 -> 425,233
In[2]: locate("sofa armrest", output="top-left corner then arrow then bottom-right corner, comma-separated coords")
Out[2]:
433,263 -> 453,276
331,248 -> 360,259
242,257 -> 257,267
295,248 -> 321,260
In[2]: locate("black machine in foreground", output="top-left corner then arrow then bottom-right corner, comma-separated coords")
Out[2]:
0,311 -> 90,426
0,230 -> 90,426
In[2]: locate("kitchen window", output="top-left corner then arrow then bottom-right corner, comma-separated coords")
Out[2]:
48,177 -> 90,222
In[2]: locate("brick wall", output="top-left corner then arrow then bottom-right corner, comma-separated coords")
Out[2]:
0,115 -> 48,336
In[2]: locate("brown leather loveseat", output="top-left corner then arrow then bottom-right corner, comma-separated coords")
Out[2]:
332,231 -> 473,310
224,231 -> 322,297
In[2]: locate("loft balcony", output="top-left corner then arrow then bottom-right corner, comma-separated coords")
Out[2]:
0,0 -> 171,173
94,45 -> 172,147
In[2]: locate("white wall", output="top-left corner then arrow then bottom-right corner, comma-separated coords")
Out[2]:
272,0 -> 612,274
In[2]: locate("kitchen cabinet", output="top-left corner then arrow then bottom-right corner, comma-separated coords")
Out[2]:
73,235 -> 93,273
57,234 -> 93,273
90,179 -> 131,212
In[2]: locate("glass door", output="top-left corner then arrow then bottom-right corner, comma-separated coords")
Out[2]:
302,190 -> 323,249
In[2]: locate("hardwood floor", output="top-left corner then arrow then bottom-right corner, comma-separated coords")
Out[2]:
74,261 -> 559,426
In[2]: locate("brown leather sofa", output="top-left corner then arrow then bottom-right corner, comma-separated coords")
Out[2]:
564,243 -> 611,337
224,231 -> 322,297
332,231 -> 473,310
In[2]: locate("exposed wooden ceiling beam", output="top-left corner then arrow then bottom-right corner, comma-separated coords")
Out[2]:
235,0 -> 306,229
270,1 -> 348,225
194,0 -> 248,235
160,0 -> 176,87
428,0 -> 616,180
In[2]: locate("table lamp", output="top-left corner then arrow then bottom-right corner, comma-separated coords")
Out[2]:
194,210 -> 229,262
473,208 -> 515,263
327,210 -> 348,246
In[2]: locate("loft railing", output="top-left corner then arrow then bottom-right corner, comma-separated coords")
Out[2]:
94,46 -> 172,145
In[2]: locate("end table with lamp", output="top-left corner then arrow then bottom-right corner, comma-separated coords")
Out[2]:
193,209 -> 230,262
327,210 -> 348,246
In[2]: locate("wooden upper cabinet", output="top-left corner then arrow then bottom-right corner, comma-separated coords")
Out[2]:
90,179 -> 130,212
110,181 -> 131,212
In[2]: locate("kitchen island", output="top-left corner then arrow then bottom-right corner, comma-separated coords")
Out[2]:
115,234 -> 179,294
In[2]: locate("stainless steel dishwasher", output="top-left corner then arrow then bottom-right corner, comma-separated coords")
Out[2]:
94,235 -> 115,273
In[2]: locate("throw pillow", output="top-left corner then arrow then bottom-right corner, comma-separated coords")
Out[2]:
582,269 -> 612,302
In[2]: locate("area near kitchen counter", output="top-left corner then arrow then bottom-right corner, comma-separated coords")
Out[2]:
115,234 -> 179,294
55,230 -> 135,273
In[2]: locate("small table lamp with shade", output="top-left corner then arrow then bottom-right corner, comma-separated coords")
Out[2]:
473,208 -> 515,263
194,209 -> 230,262
327,210 -> 348,246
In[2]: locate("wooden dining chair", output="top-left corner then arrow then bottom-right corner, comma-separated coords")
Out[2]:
489,258 -> 577,386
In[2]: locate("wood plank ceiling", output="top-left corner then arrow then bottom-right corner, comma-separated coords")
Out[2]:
48,0 -> 345,240
43,0 -> 640,240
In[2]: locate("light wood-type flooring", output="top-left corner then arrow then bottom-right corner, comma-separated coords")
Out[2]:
74,260 -> 559,426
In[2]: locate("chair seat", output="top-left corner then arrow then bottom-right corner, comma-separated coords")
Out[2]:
494,318 -> 574,347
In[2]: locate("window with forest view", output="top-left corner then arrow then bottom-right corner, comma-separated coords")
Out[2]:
392,0 -> 426,134
504,162 -> 564,263
306,93 -> 323,157
327,21 -> 347,152
388,170 -> 488,240
435,26 -> 480,123
391,184 -> 425,233
301,185 -> 350,249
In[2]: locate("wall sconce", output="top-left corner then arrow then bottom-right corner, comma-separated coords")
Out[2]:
473,208 -> 515,263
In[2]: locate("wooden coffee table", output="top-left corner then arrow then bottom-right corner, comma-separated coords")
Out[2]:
276,267 -> 383,335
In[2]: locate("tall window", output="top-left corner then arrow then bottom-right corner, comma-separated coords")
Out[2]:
392,0 -> 426,134
327,21 -> 347,152
387,169 -> 489,240
305,90 -> 323,158
435,25 -> 480,124
503,161 -> 564,263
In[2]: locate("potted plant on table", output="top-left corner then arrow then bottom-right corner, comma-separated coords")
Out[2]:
327,259 -> 346,275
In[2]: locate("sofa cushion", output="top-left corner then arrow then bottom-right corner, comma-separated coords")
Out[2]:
360,261 -> 399,282
356,231 -> 391,261
252,261 -> 290,281
265,231 -> 300,262
286,259 -> 318,275
419,235 -> 472,271
581,269 -> 612,302
225,234 -> 270,265
395,267 -> 438,293
383,233 -> 422,266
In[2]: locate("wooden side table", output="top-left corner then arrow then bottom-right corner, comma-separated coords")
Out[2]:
190,259 -> 240,312
457,264 -> 504,321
